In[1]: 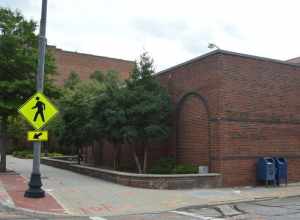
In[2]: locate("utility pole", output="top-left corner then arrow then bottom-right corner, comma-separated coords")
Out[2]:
25,0 -> 48,198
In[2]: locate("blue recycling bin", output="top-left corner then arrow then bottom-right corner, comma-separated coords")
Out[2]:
274,157 -> 288,186
257,157 -> 276,185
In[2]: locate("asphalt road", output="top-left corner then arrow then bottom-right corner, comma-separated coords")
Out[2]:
1,196 -> 300,220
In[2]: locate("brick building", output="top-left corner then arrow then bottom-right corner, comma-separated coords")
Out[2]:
156,50 -> 300,186
54,47 -> 300,187
48,46 -> 135,85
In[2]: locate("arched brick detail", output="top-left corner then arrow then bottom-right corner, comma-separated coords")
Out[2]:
176,92 -> 211,169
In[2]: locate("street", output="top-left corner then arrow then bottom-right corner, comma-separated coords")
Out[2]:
5,155 -> 300,216
105,196 -> 300,219
1,196 -> 300,219
3,156 -> 300,219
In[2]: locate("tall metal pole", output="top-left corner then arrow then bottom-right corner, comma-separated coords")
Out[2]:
25,0 -> 47,198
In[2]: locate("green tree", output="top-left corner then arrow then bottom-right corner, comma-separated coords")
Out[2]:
59,80 -> 104,163
64,71 -> 80,89
90,69 -> 121,86
92,71 -> 125,169
90,70 -> 105,82
93,52 -> 172,173
124,52 -> 172,173
0,8 -> 58,171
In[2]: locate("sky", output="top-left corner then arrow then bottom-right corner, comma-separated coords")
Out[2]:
2,0 -> 300,71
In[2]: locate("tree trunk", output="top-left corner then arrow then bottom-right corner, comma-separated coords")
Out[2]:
95,139 -> 103,166
143,143 -> 148,173
0,116 -> 7,172
113,142 -> 120,170
132,144 -> 142,173
77,145 -> 81,165
44,142 -> 48,157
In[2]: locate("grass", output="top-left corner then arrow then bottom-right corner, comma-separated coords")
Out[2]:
12,149 -> 63,159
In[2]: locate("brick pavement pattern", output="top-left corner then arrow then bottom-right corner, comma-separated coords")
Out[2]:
0,172 -> 65,214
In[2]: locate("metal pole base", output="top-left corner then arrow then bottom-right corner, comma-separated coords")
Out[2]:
24,173 -> 45,198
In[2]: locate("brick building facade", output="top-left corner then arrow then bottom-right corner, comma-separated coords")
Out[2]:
48,46 -> 135,85
53,46 -> 300,187
156,50 -> 300,186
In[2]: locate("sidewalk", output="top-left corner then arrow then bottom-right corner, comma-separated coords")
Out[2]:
0,171 -> 66,215
3,155 -> 300,218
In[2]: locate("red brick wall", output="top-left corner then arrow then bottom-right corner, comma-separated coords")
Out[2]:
218,54 -> 300,186
177,94 -> 209,166
156,53 -> 223,173
49,46 -> 134,86
157,51 -> 300,187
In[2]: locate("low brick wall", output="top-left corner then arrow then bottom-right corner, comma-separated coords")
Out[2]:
41,157 -> 222,189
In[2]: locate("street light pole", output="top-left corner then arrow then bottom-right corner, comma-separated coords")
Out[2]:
25,0 -> 48,198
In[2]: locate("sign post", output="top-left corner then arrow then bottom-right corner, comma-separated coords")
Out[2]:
24,0 -> 48,198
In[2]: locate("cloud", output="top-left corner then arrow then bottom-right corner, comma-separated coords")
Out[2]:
132,18 -> 188,39
3,0 -> 300,71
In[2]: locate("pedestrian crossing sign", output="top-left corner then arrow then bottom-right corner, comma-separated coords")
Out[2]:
27,131 -> 48,141
18,92 -> 58,130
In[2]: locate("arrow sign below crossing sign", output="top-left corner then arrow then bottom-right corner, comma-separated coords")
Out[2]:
18,92 -> 58,130
27,131 -> 48,141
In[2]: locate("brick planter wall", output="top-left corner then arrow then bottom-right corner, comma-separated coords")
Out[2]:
41,158 -> 222,189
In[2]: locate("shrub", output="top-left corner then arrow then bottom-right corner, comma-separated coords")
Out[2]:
12,150 -> 63,159
172,164 -> 198,174
47,152 -> 64,157
149,157 -> 198,174
148,157 -> 176,174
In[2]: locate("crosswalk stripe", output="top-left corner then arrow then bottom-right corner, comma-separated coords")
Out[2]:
169,210 -> 224,220
89,217 -> 107,220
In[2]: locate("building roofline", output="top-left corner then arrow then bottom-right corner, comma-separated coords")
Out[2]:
286,57 -> 300,62
48,45 -> 135,64
155,49 -> 300,76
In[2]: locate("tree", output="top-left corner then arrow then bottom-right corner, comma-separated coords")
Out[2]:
0,8 -> 59,171
90,70 -> 105,82
59,80 -> 104,164
92,52 -> 172,173
123,52 -> 172,173
92,72 -> 125,169
90,69 -> 121,85
64,71 -> 80,89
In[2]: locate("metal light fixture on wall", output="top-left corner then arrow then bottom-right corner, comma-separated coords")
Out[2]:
208,43 -> 220,50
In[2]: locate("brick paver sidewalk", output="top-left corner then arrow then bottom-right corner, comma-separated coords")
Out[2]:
0,172 -> 66,214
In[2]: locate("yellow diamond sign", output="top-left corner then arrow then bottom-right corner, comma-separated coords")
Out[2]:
18,92 -> 58,130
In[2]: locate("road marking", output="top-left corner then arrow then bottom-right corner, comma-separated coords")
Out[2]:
89,217 -> 107,220
216,205 -> 241,216
45,188 -> 53,192
170,210 -> 224,220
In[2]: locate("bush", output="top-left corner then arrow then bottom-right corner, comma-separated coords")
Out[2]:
149,157 -> 198,174
12,150 -> 63,159
12,150 -> 33,159
148,157 -> 176,174
172,164 -> 198,174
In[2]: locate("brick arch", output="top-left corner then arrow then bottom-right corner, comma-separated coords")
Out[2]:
176,92 -> 211,170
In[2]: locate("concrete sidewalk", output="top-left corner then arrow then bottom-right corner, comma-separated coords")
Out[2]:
4,155 -> 300,218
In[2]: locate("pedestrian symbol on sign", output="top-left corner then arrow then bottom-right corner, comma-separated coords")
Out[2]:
32,97 -> 46,122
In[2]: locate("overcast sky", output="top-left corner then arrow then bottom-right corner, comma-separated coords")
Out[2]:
2,0 -> 300,71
